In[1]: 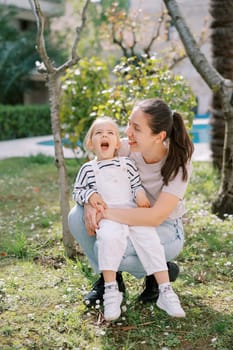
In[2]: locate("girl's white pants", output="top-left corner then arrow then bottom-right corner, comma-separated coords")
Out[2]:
96,219 -> 167,275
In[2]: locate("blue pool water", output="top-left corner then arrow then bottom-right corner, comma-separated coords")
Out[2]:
191,123 -> 211,143
38,139 -> 68,146
37,139 -> 82,147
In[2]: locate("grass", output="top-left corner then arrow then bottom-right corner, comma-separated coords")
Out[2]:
0,154 -> 232,350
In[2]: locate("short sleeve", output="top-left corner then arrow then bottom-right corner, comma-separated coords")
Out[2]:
162,162 -> 192,199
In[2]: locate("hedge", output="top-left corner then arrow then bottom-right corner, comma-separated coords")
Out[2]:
0,104 -> 51,141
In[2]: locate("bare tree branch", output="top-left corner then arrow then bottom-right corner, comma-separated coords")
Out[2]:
163,0 -> 223,90
58,0 -> 90,73
168,15 -> 209,70
107,5 -> 165,58
29,0 -> 54,72
144,10 -> 166,56
130,22 -> 137,55
112,26 -> 129,57
29,0 -> 90,73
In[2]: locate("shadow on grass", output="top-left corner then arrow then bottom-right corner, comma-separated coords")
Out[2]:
85,292 -> 233,350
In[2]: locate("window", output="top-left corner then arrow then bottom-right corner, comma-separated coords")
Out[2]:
19,19 -> 36,32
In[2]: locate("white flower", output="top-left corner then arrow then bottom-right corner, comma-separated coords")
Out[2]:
121,305 -> 127,312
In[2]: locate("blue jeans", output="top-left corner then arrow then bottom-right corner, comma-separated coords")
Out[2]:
68,205 -> 184,279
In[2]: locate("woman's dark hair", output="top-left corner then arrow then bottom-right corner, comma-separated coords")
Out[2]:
135,98 -> 194,185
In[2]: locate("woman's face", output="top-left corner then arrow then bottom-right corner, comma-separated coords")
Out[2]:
125,107 -> 158,154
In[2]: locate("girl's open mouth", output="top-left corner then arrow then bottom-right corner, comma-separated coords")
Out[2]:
101,141 -> 109,150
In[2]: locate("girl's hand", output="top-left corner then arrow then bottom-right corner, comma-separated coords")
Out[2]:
136,190 -> 151,208
88,193 -> 107,211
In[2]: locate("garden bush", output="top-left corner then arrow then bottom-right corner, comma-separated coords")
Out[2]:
0,104 -> 51,140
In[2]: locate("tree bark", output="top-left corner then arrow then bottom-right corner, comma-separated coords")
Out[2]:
213,82 -> 233,218
209,0 -> 233,170
47,73 -> 75,256
163,0 -> 233,218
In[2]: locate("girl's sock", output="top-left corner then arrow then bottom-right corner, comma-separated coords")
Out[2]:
104,281 -> 118,290
158,282 -> 171,293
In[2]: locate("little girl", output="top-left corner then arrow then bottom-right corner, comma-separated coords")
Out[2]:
73,116 -> 185,321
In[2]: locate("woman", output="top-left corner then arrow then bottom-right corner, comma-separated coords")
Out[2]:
68,98 -> 194,308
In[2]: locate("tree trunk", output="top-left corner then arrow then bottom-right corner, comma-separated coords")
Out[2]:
212,84 -> 233,218
209,0 -> 233,170
48,73 -> 76,257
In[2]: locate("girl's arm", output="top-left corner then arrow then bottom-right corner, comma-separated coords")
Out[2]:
103,192 -> 179,227
72,163 -> 97,205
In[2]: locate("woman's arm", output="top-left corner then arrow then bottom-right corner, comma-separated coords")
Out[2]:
103,192 -> 179,227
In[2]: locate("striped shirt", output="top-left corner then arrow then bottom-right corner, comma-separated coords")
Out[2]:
73,157 -> 143,205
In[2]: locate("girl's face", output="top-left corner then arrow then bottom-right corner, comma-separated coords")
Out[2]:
89,121 -> 120,160
125,107 -> 159,155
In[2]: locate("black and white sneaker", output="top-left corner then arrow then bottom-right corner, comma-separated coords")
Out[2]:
84,272 -> 126,307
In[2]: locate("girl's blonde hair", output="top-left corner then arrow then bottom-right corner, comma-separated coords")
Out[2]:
84,116 -> 121,152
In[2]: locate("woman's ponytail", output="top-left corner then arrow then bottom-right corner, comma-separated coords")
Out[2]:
161,112 -> 194,185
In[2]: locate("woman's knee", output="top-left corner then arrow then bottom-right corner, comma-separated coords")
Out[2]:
163,238 -> 184,261
68,205 -> 84,234
156,219 -> 184,259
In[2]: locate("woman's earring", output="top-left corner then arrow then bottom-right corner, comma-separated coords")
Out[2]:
163,139 -> 169,148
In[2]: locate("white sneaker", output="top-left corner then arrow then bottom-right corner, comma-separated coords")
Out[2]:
103,286 -> 123,321
156,285 -> 186,318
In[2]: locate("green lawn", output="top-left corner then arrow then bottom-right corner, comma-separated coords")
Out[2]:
0,155 -> 232,350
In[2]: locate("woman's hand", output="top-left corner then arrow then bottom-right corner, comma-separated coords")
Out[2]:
84,204 -> 104,236
84,204 -> 98,236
